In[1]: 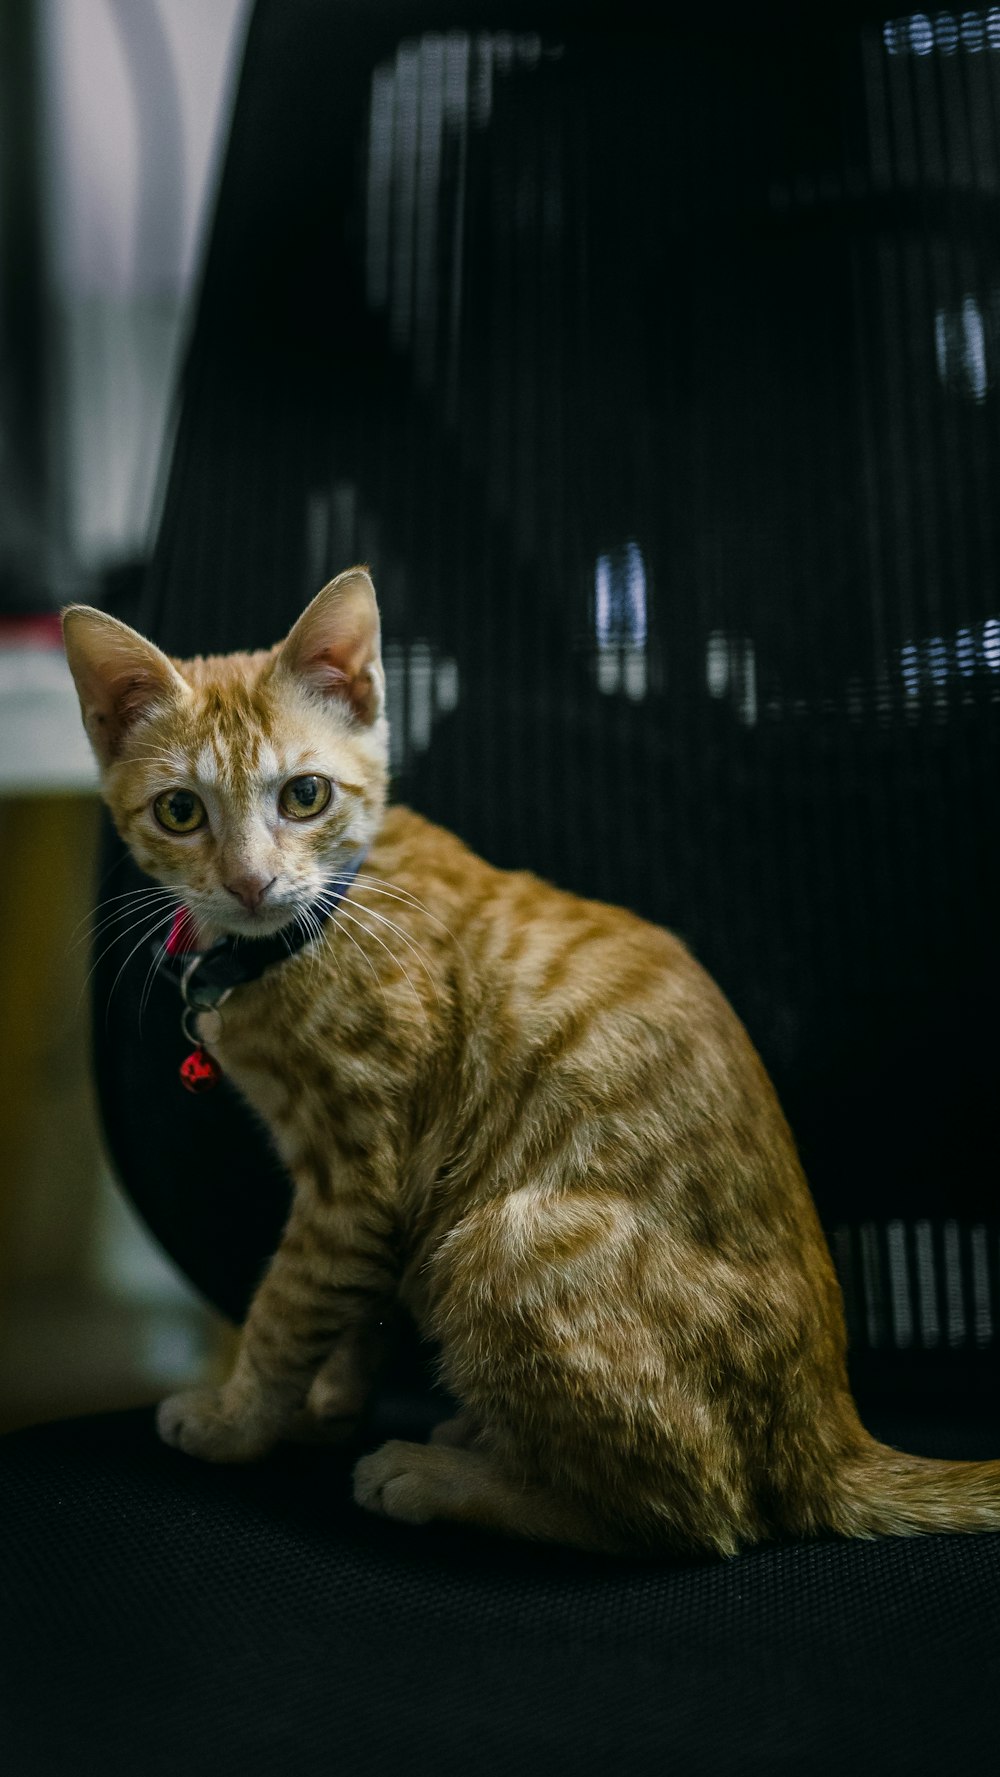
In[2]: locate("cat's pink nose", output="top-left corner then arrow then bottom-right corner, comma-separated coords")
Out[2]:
224,874 -> 276,912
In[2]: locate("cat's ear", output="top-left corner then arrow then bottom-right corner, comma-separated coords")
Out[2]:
276,567 -> 384,725
61,605 -> 190,769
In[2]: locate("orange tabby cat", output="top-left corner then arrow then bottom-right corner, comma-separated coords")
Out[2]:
63,569 -> 1000,1555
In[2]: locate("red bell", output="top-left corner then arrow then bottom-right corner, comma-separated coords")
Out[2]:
179,1046 -> 221,1093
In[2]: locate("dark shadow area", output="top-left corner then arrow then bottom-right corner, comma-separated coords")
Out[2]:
1,1406 -> 997,1775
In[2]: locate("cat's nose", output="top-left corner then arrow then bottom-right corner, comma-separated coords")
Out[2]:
224,874 -> 276,912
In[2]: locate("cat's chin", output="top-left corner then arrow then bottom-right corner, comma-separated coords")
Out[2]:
202,903 -> 304,943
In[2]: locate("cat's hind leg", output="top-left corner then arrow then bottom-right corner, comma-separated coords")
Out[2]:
353,1440 -> 618,1552
279,1320 -> 397,1446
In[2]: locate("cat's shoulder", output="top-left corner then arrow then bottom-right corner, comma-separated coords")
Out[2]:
376,804 -> 691,963
373,804 -> 510,890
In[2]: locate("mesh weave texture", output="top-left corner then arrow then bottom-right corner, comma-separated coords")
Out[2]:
2,1407 -> 999,1776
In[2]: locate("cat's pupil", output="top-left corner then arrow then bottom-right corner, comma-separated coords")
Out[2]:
295,777 -> 318,806
170,792 -> 196,823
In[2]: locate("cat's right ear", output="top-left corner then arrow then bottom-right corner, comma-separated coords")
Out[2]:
61,606 -> 190,769
276,567 -> 385,726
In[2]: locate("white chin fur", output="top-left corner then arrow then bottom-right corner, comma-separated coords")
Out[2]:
203,901 -> 305,941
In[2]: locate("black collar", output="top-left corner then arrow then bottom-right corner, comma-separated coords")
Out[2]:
155,852 -> 367,1011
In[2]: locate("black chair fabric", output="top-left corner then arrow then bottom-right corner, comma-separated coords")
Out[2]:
2,1406 -> 999,1777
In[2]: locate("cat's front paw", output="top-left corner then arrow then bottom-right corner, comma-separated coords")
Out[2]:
353,1439 -> 440,1523
353,1435 -> 458,1521
156,1387 -> 277,1464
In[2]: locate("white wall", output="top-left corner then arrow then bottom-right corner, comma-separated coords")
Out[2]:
40,0 -> 252,572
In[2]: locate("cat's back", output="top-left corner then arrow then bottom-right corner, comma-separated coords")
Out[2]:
378,802 -> 692,1000
380,805 -> 770,1116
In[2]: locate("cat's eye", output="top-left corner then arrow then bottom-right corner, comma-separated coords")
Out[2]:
153,789 -> 207,834
279,775 -> 332,820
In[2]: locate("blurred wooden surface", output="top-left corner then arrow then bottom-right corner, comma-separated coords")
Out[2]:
0,789 -> 227,1433
0,793 -> 101,1288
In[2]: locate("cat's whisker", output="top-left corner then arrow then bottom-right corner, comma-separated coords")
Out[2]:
71,883 -> 175,922
82,904 -> 179,1029
76,899 -> 180,1011
325,901 -> 426,1014
328,896 -> 439,1001
288,910 -> 323,979
332,872 -> 431,907
309,912 -> 332,991
138,930 -> 172,1031
69,882 -> 177,926
292,906 -> 323,987
73,896 -> 178,958
104,906 -> 180,1030
329,874 -> 459,944
69,887 -> 178,952
321,908 -> 389,1010
112,749 -> 189,768
292,910 -> 312,980
306,907 -> 329,983
76,900 -> 178,999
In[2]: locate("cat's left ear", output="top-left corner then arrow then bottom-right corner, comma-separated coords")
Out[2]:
276,566 -> 384,725
62,605 -> 191,769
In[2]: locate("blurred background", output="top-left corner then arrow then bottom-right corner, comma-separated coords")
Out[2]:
0,0 -> 251,1430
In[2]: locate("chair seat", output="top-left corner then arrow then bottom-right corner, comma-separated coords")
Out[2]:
2,1406 -> 997,1776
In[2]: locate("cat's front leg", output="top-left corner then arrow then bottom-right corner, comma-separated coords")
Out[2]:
157,1186 -> 396,1463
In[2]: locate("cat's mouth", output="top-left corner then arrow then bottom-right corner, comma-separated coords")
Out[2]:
185,895 -> 306,944
185,862 -> 361,947
220,901 -> 303,939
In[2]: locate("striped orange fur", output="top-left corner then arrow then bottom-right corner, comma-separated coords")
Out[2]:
63,569 -> 1000,1555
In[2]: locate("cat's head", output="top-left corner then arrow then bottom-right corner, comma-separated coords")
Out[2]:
62,568 -> 388,940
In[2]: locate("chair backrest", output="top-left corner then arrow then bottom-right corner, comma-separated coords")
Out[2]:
96,0 -> 999,1384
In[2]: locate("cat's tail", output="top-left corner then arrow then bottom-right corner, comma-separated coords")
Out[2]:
828,1438 -> 1000,1538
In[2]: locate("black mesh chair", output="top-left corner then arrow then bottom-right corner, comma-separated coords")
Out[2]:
3,5 -> 999,1771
